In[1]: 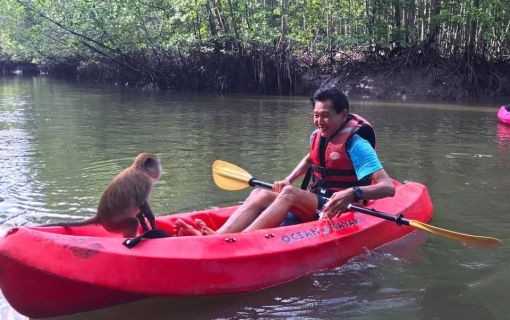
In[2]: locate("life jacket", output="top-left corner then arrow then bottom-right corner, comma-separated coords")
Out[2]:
308,114 -> 376,197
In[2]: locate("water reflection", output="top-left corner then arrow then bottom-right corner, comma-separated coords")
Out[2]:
496,123 -> 510,150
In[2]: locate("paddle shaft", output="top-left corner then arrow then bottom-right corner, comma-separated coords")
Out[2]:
248,179 -> 411,226
348,204 -> 410,226
248,178 -> 273,189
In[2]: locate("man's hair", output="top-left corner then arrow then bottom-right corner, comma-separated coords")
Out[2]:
310,87 -> 349,113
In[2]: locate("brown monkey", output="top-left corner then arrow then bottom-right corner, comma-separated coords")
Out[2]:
42,153 -> 162,237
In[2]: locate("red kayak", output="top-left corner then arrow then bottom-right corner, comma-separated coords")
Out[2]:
0,181 -> 433,318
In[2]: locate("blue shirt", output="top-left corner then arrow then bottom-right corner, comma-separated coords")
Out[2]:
310,132 -> 382,180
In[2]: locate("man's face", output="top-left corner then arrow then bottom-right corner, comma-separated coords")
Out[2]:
313,100 -> 347,138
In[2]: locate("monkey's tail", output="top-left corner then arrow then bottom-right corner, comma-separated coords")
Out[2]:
40,216 -> 99,228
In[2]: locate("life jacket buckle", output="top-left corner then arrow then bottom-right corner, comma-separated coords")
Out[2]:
318,188 -> 332,198
318,166 -> 327,177
316,177 -> 328,189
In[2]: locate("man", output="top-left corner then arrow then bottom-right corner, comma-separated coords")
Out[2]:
175,87 -> 395,236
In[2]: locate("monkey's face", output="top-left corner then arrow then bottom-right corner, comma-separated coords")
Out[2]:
136,153 -> 162,180
145,157 -> 162,181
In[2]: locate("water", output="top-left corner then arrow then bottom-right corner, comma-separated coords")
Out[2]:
0,76 -> 508,319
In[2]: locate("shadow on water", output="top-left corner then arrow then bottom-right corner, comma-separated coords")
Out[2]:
40,279 -> 322,320
420,285 -> 496,320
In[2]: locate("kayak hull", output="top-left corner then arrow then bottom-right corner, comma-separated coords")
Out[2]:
498,105 -> 510,125
0,181 -> 433,318
0,254 -> 145,317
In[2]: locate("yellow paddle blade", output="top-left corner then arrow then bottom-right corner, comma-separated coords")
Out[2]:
212,160 -> 253,191
409,220 -> 503,248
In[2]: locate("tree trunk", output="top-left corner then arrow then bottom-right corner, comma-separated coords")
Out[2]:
425,0 -> 441,49
466,0 -> 479,58
405,0 -> 416,44
392,0 -> 401,48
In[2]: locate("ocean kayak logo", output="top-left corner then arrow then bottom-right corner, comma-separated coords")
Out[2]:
281,227 -> 321,243
281,217 -> 360,244
328,217 -> 360,230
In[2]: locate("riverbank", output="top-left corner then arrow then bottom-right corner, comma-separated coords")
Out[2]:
2,46 -> 509,102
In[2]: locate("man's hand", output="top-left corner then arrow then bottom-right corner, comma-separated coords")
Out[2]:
273,179 -> 292,193
320,188 -> 355,219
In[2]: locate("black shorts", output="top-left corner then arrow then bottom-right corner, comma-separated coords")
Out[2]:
281,192 -> 329,226
316,194 -> 328,211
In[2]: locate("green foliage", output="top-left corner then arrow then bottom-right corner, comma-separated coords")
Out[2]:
0,0 -> 508,66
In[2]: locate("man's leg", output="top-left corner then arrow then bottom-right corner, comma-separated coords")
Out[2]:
244,186 -> 318,232
174,219 -> 202,236
215,188 -> 278,233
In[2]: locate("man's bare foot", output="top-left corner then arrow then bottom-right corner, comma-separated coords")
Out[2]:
195,219 -> 217,235
174,219 -> 202,236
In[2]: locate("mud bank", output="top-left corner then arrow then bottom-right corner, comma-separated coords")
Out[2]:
3,47 -> 509,102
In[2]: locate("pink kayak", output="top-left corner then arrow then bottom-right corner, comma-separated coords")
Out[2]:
497,105 -> 510,125
0,181 -> 433,318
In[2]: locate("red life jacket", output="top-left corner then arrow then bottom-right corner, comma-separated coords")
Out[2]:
308,114 -> 376,197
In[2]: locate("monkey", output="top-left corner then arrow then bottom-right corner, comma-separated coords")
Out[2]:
41,153 -> 162,237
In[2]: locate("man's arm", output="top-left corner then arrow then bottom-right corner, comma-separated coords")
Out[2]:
273,153 -> 311,192
346,134 -> 395,199
321,168 -> 395,218
355,168 -> 395,200
321,134 -> 395,218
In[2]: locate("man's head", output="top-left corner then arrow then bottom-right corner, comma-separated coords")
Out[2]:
311,87 -> 349,113
310,87 -> 350,138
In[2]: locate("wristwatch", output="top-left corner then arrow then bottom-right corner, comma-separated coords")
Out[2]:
352,186 -> 364,202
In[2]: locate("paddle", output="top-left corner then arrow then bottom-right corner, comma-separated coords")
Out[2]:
212,160 -> 502,248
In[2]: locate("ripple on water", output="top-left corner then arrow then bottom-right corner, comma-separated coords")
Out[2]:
0,98 -> 27,128
460,262 -> 490,270
0,96 -> 29,107
0,98 -> 52,229
446,152 -> 494,159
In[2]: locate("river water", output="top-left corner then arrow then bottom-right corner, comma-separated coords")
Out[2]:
0,76 -> 508,320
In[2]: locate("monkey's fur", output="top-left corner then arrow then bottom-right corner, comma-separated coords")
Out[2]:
42,153 -> 161,237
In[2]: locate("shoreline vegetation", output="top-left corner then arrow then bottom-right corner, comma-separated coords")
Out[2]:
1,0 -> 508,101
